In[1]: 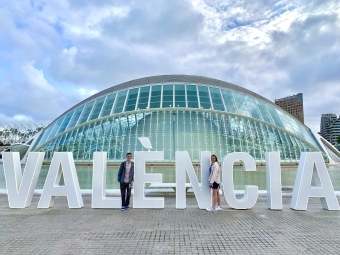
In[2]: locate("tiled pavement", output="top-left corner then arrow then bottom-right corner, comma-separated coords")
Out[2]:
0,195 -> 340,254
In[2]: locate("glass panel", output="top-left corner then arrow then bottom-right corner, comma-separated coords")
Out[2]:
58,110 -> 75,134
36,124 -> 55,146
209,87 -> 225,111
256,100 -> 274,124
66,105 -> 85,129
276,109 -> 295,133
125,88 -> 139,112
78,101 -> 95,125
57,133 -> 66,150
149,85 -> 161,109
89,97 -> 105,121
221,89 -> 237,113
267,105 -> 285,128
113,90 -> 128,114
162,85 -> 173,108
186,85 -> 199,108
244,96 -> 262,120
233,92 -> 250,117
137,86 -> 150,110
100,93 -> 116,117
174,84 -> 186,107
46,116 -> 65,141
198,86 -> 211,109
248,104 -> 262,120
244,95 -> 256,104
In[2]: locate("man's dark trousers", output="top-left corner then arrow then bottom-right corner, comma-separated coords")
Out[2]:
120,183 -> 131,207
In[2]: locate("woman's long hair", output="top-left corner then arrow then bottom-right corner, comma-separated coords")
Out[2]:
211,154 -> 218,163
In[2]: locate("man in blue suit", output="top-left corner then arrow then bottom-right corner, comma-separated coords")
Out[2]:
117,152 -> 134,210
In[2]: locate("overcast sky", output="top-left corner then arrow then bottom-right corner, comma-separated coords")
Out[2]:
0,0 -> 339,132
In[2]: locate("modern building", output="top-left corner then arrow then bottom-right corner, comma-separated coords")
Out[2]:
330,118 -> 340,148
319,114 -> 340,150
320,114 -> 338,143
23,75 -> 340,164
275,93 -> 304,124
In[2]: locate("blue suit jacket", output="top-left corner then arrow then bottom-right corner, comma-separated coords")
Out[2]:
117,161 -> 134,184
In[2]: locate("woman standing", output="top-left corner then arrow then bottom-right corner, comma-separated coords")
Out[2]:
206,154 -> 222,211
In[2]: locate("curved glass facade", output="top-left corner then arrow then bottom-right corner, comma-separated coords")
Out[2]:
31,76 -> 325,163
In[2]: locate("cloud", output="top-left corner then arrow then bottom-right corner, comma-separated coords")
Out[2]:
12,114 -> 34,122
0,62 -> 82,122
47,0 -> 204,87
0,0 -> 340,133
22,62 -> 56,92
75,87 -> 98,97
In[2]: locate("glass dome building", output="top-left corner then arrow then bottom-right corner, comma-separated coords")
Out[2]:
28,75 -> 339,164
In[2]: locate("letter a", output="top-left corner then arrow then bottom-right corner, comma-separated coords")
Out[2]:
38,152 -> 83,208
3,152 -> 44,208
291,152 -> 339,211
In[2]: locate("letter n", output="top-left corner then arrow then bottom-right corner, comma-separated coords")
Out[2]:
175,151 -> 211,209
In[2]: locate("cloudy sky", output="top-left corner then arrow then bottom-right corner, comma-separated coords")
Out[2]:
0,0 -> 339,132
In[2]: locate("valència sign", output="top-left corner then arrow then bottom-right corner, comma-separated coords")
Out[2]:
2,151 -> 340,211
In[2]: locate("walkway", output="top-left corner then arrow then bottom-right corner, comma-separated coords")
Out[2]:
0,195 -> 339,254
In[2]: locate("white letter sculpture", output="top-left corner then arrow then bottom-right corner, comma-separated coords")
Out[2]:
92,152 -> 120,208
3,152 -> 45,208
38,152 -> 83,209
265,152 -> 282,210
175,151 -> 211,209
222,152 -> 258,209
291,152 -> 340,211
133,151 -> 164,208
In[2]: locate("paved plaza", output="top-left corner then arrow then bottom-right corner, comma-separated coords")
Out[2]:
0,194 -> 340,255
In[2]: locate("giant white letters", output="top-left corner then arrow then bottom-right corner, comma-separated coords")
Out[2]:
2,150 -> 339,211
91,152 -> 120,208
265,152 -> 282,210
3,152 -> 44,208
38,152 -> 83,209
133,151 -> 164,208
222,152 -> 258,209
175,151 -> 211,209
290,152 -> 340,211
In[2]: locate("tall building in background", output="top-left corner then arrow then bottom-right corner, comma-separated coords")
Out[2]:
275,93 -> 304,124
320,114 -> 339,147
330,117 -> 340,147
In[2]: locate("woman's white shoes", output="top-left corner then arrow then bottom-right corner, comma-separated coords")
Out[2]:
215,206 -> 222,211
206,206 -> 222,211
